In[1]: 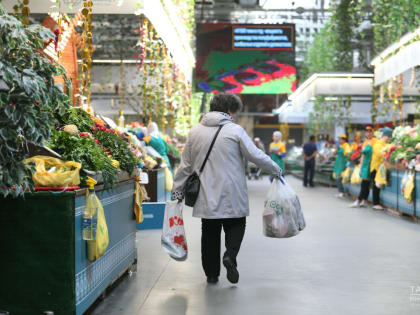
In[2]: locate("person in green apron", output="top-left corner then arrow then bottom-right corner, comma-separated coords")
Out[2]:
349,129 -> 374,208
269,131 -> 286,181
333,134 -> 350,197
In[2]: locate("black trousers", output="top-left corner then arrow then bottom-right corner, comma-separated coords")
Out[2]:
201,217 -> 246,278
358,170 -> 380,204
303,160 -> 315,186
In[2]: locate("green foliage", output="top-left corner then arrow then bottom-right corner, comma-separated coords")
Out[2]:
47,130 -> 118,187
54,104 -> 136,175
300,22 -> 336,80
0,5 -> 70,197
93,130 -> 137,175
372,0 -> 420,55
54,106 -> 95,132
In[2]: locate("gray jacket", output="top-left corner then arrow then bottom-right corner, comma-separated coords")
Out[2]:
172,112 -> 281,219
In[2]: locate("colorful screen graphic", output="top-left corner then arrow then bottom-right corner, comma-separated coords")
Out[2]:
195,23 -> 296,94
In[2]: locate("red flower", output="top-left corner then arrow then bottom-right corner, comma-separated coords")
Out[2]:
8,102 -> 14,107
91,126 -> 96,132
94,139 -> 100,144
35,101 -> 39,105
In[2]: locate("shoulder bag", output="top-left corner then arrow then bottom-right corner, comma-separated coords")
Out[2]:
184,125 -> 224,207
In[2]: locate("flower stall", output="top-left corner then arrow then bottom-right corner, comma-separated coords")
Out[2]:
343,27 -> 420,218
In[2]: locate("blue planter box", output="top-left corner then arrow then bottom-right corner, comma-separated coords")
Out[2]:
0,180 -> 137,315
416,172 -> 420,218
396,170 -> 415,216
136,202 -> 166,230
346,168 -> 417,216
380,170 -> 398,209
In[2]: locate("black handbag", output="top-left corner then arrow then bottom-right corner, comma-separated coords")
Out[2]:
184,125 -> 224,207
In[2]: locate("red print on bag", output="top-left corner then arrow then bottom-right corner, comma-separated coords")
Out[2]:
173,235 -> 187,251
169,216 -> 184,227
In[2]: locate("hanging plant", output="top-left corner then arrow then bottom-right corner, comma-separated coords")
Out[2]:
0,5 -> 70,197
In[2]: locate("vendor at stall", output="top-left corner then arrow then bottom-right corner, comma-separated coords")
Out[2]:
370,127 -> 393,210
137,123 -> 171,169
333,134 -> 351,198
351,132 -> 362,151
349,126 -> 376,208
269,131 -> 286,179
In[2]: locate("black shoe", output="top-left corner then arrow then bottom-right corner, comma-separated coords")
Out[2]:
303,183 -> 308,187
223,256 -> 239,284
207,276 -> 219,284
310,183 -> 315,187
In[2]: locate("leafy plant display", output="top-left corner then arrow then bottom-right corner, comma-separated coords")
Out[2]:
54,106 -> 95,133
92,124 -> 137,175
47,130 -> 118,187
0,5 -> 69,197
54,106 -> 137,174
386,125 -> 420,167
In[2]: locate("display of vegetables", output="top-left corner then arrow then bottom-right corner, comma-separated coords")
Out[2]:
384,125 -> 420,170
92,121 -> 137,175
47,130 -> 118,187
53,105 -> 137,176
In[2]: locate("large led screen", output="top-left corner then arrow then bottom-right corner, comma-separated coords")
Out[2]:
195,23 -> 296,94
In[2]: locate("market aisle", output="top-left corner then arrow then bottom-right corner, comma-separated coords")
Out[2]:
89,176 -> 420,315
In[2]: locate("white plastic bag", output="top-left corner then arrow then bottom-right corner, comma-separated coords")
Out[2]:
263,177 -> 305,238
161,201 -> 188,261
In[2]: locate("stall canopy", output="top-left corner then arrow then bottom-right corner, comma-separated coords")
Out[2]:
371,26 -> 420,91
288,73 -> 374,109
277,100 -> 396,125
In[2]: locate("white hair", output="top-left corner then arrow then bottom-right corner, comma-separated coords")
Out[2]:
147,122 -> 160,137
273,131 -> 282,140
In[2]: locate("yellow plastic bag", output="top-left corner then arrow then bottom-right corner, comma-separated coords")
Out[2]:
374,164 -> 387,188
134,179 -> 144,224
341,167 -> 351,184
25,155 -> 81,187
87,190 -> 109,262
403,172 -> 415,204
165,167 -> 173,191
351,165 -> 362,185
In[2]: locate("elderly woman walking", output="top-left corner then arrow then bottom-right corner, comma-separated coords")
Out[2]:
172,93 -> 282,285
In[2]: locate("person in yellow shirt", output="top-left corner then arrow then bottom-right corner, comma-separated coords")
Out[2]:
362,125 -> 378,148
269,131 -> 286,180
333,134 -> 351,197
370,127 -> 392,210
350,132 -> 362,152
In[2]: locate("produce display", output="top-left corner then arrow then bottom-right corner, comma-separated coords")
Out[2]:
47,129 -> 119,187
383,125 -> 420,171
45,105 -> 140,186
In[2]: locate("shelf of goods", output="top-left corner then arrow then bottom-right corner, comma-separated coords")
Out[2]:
343,168 -> 419,217
0,180 -> 137,315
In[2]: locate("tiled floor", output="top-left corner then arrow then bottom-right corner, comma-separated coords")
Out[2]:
89,176 -> 420,315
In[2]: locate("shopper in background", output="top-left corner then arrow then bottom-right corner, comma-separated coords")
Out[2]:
269,131 -> 286,179
302,135 -> 318,187
370,127 -> 393,210
333,134 -> 351,197
144,122 -> 171,169
172,93 -> 282,285
349,126 -> 376,208
254,137 -> 266,153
